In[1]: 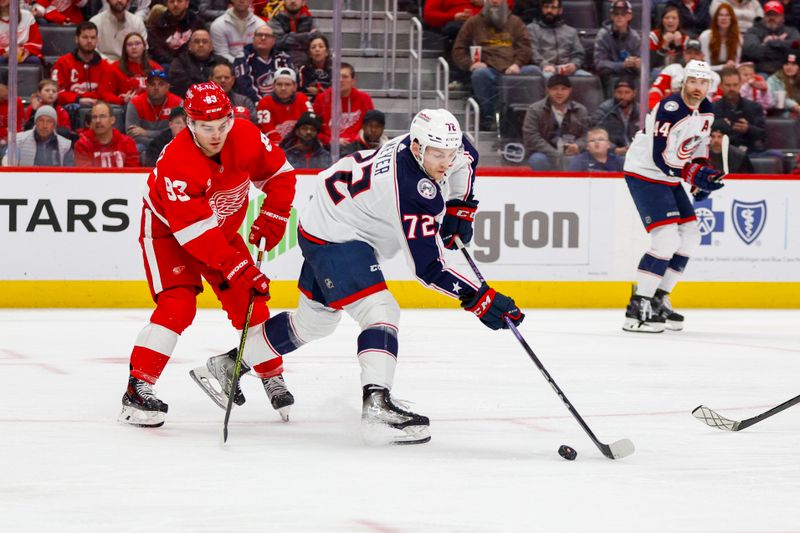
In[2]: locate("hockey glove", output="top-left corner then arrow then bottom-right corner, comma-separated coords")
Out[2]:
220,252 -> 270,296
249,207 -> 291,251
460,284 -> 525,331
440,198 -> 479,250
692,189 -> 711,202
682,162 -> 725,193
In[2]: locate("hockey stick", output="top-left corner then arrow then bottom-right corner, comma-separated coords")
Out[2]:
222,238 -> 266,444
692,393 -> 800,432
721,133 -> 730,176
454,237 -> 635,460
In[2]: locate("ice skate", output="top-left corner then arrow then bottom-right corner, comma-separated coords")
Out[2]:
118,375 -> 168,427
262,374 -> 294,422
622,294 -> 666,333
189,349 -> 247,410
361,385 -> 430,445
652,289 -> 684,331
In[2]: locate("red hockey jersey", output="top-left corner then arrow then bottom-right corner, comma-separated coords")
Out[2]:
313,86 -> 374,145
74,129 -> 141,168
256,92 -> 313,144
0,98 -> 24,139
51,51 -> 109,105
36,0 -> 86,24
142,119 -> 296,270
98,59 -> 163,105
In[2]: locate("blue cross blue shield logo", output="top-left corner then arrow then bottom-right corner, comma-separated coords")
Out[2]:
731,200 -> 767,245
693,198 -> 724,245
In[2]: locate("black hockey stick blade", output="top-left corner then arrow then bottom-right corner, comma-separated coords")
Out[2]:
692,393 -> 800,432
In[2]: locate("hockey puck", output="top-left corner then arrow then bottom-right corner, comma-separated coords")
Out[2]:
558,445 -> 577,461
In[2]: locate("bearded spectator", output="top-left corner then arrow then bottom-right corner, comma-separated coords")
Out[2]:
268,0 -> 320,66
126,70 -> 182,152
234,24 -> 293,103
51,22 -> 109,109
591,78 -> 639,157
147,0 -> 206,66
90,0 -> 148,61
279,111 -> 332,169
742,1 -> 800,76
168,29 -> 222,97
210,0 -> 266,62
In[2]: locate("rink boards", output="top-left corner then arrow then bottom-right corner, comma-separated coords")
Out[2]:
1,168 -> 798,308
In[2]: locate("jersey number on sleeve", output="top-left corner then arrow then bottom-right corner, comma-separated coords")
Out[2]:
324,169 -> 372,205
403,214 -> 436,240
164,177 -> 190,202
654,121 -> 671,137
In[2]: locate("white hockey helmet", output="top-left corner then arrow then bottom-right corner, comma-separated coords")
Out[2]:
409,109 -> 463,170
683,60 -> 714,81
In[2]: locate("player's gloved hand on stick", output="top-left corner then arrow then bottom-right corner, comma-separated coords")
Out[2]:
682,162 -> 724,192
692,189 -> 711,202
249,206 -> 291,250
220,252 -> 270,296
460,284 -> 525,331
440,197 -> 479,250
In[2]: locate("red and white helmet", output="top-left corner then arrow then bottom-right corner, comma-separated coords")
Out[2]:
184,82 -> 232,122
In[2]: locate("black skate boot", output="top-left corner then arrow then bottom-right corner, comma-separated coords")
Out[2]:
361,384 -> 430,445
189,348 -> 248,410
262,374 -> 294,422
622,294 -> 666,333
652,289 -> 684,331
118,375 -> 169,427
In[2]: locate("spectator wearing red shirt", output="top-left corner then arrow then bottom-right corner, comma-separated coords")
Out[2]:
99,32 -> 161,105
256,67 -> 313,143
126,70 -> 183,153
0,4 -> 44,64
30,0 -> 86,25
0,71 -> 23,156
51,22 -> 110,108
313,63 -> 374,145
75,101 -> 140,167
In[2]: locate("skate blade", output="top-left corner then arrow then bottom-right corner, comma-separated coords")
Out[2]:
665,320 -> 684,331
361,420 -> 431,446
622,318 -> 665,333
118,405 -> 165,428
189,367 -> 228,410
277,405 -> 291,422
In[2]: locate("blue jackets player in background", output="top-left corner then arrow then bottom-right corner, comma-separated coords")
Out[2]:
192,109 -> 525,444
622,60 -> 725,333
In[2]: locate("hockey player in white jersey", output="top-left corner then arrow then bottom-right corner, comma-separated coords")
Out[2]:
623,60 -> 725,333
191,109 -> 524,443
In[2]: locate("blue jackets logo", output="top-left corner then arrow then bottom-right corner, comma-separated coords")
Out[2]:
693,198 -> 724,245
731,200 -> 767,245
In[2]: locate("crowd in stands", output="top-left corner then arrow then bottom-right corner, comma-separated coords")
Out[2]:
0,0 -> 799,173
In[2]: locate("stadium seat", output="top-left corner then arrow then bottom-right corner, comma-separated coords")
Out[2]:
749,156 -> 784,174
40,25 -> 77,65
579,32 -> 595,72
568,75 -> 604,113
0,65 -> 43,100
562,1 -> 599,30
764,118 -> 799,151
497,75 -> 545,138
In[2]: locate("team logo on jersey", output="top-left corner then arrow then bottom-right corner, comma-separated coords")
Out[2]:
209,180 -> 250,223
694,198 -> 725,245
732,200 -> 766,245
677,136 -> 702,160
663,101 -> 679,112
417,178 -> 436,199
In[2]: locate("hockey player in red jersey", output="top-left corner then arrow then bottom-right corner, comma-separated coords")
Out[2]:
119,82 -> 298,428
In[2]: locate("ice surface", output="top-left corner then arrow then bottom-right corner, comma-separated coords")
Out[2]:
1,308 -> 799,532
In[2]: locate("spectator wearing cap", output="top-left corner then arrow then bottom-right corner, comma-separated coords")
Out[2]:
147,0 -> 206,66
279,111 -> 332,169
51,22 -> 110,108
709,0 -> 763,33
522,74 -> 589,171
713,67 -> 771,155
526,0 -> 589,79
0,2 -> 43,64
698,3 -> 743,73
90,0 -> 148,61
268,0 -> 320,66
766,51 -> 800,117
144,106 -> 186,165
313,63 -> 374,145
298,34 -> 332,101
665,0 -> 711,38
709,119 -> 753,173
126,69 -> 183,153
98,32 -> 162,105
210,0 -> 266,62
593,1 -> 641,82
742,0 -> 800,76
341,109 -> 389,156
234,25 -> 293,103
591,78 -> 639,157
2,106 -> 73,167
207,59 -> 256,122
566,127 -> 624,172
256,67 -> 313,143
30,0 -> 85,25
75,101 -> 140,167
648,40 -> 722,109
169,29 -> 223,98
737,62 -> 772,112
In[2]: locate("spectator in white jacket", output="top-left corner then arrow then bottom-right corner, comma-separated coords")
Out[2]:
210,0 -> 267,62
90,0 -> 148,61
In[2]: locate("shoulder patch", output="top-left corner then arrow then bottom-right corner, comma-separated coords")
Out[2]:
417,178 -> 437,200
663,101 -> 679,112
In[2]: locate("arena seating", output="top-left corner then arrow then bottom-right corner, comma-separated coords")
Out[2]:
40,25 -> 77,66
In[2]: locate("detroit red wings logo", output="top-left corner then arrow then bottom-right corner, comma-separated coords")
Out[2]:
209,180 -> 250,223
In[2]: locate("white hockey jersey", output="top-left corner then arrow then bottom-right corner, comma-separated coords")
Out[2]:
624,93 -> 714,184
299,134 -> 481,299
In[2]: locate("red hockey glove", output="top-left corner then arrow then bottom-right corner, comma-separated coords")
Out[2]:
249,207 -> 291,250
460,284 -> 525,331
220,252 -> 270,296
